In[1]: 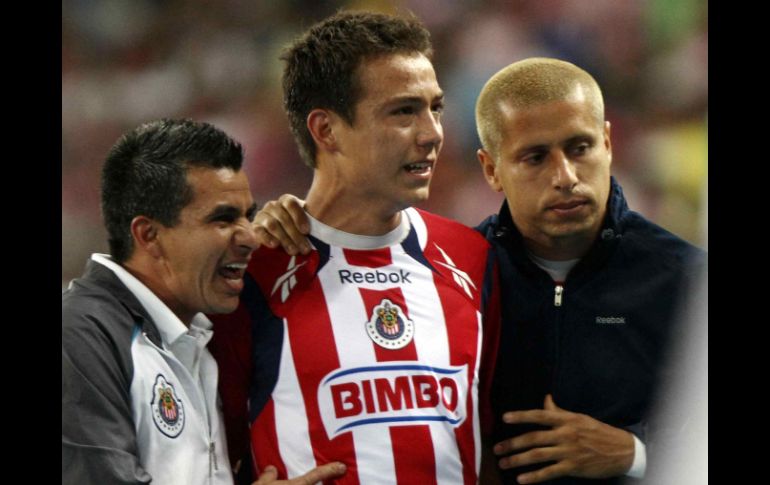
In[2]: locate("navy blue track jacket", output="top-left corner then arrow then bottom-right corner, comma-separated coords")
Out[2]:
476,177 -> 706,484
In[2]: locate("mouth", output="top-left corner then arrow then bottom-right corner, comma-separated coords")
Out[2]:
547,198 -> 591,215
403,160 -> 434,177
217,262 -> 248,293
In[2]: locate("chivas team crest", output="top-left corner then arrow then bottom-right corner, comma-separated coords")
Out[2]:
365,299 -> 414,349
151,374 -> 185,438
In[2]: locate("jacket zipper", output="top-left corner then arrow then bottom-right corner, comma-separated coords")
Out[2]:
209,441 -> 218,477
554,284 -> 563,307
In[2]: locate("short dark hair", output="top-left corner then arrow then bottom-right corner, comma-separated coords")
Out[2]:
281,10 -> 433,167
101,118 -> 244,263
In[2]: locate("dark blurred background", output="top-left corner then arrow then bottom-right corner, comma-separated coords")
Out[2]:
62,0 -> 708,286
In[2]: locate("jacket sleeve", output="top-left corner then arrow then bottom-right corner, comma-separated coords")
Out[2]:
478,245 -> 502,440
62,308 -> 152,485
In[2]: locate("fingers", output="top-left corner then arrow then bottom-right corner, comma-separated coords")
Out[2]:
292,462 -> 347,484
278,194 -> 310,235
516,462 -> 571,484
252,462 -> 346,485
494,430 -> 558,455
502,408 -> 566,427
543,394 -> 561,411
254,196 -> 311,255
497,445 -> 563,470
252,465 -> 279,484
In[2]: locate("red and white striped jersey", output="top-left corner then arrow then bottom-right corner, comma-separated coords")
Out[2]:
210,208 -> 500,485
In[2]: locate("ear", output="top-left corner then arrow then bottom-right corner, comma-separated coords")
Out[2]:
604,120 -> 613,166
307,109 -> 338,154
130,216 -> 162,259
477,148 -> 503,192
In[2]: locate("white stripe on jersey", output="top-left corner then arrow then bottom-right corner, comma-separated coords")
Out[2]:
473,311 -> 483,475
391,246 -> 464,485
318,245 -> 398,484
273,318 -> 317,478
405,207 -> 428,250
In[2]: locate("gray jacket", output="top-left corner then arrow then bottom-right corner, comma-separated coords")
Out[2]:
62,260 -> 232,485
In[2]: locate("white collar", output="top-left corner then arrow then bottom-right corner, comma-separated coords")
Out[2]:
91,254 -> 213,347
306,210 -> 411,249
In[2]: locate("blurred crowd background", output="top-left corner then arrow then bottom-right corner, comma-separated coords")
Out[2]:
62,0 -> 708,286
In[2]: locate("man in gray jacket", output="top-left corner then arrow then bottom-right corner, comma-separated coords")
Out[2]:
61,119 -> 345,484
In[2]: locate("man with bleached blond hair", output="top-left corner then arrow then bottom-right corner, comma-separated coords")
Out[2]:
475,57 -> 706,484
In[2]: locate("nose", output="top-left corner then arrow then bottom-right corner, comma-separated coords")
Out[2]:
417,110 -> 443,149
552,151 -> 579,192
233,220 -> 260,255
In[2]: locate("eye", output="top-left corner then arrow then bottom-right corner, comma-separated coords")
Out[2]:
431,102 -> 444,115
212,215 -> 236,225
522,152 -> 546,166
569,140 -> 593,157
392,106 -> 415,116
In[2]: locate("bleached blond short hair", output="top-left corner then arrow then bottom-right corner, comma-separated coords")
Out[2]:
475,57 -> 604,158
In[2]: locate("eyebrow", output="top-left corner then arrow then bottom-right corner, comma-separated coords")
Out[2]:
385,92 -> 445,107
565,134 -> 595,144
515,134 -> 596,156
514,143 -> 549,158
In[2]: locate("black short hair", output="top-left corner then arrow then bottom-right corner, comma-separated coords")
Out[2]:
101,118 -> 244,263
281,10 -> 433,167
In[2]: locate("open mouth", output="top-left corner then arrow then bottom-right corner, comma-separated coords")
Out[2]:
404,161 -> 433,175
218,262 -> 247,280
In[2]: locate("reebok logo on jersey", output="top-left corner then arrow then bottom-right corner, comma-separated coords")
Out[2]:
317,362 -> 468,438
339,269 -> 412,285
433,244 -> 476,298
271,256 -> 307,303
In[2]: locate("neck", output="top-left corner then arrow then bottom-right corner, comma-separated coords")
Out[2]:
122,257 -> 194,326
523,230 -> 597,261
305,173 -> 403,236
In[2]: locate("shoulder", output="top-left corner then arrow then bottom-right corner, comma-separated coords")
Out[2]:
407,208 -> 495,293
620,210 -> 706,272
408,208 -> 490,251
473,212 -> 500,239
62,274 -> 138,394
62,273 -> 139,362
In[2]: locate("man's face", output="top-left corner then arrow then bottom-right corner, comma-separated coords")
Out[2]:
479,96 -> 612,257
332,53 -> 444,215
155,167 -> 257,323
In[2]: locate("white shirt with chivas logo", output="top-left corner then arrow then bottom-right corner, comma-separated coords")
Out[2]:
211,208 -> 500,485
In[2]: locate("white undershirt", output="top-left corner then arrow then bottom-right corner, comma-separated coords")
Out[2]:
306,210 -> 411,249
527,253 -> 579,283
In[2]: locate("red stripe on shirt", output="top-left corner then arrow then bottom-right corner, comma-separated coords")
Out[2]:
281,278 -> 361,484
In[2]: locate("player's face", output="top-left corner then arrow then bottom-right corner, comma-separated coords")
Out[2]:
479,95 -> 612,257
155,167 -> 258,323
333,53 -> 444,214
